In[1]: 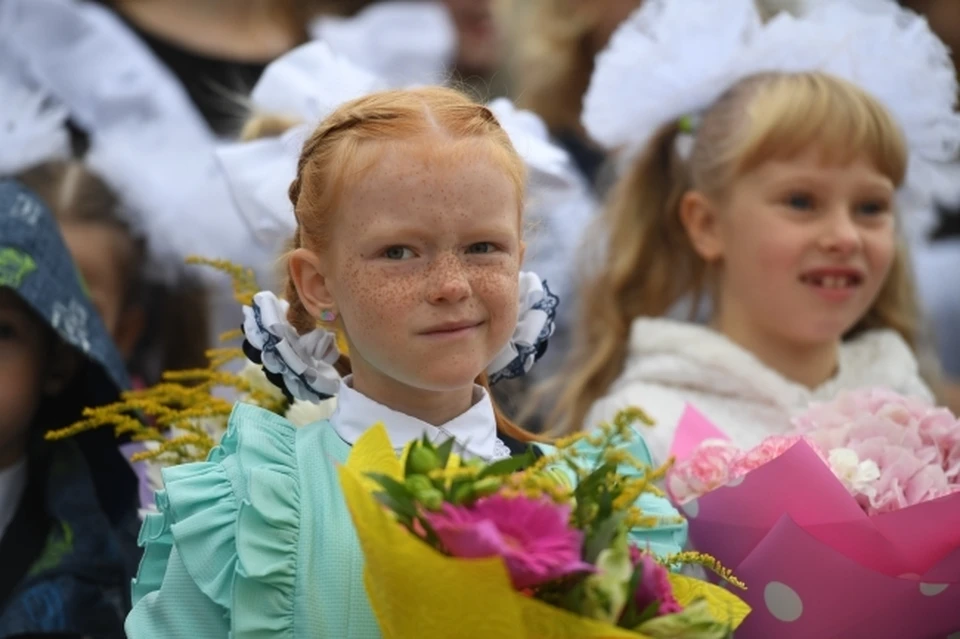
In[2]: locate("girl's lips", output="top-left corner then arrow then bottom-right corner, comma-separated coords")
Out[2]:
799,271 -> 863,303
419,320 -> 484,338
799,268 -> 865,289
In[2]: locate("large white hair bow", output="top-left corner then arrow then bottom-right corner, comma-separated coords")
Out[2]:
309,1 -> 456,88
582,0 -> 960,244
0,53 -> 71,175
216,40 -> 597,256
0,0 -> 218,283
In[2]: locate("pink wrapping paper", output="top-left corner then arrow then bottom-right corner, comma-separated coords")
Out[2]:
669,406 -> 960,639
669,405 -> 729,462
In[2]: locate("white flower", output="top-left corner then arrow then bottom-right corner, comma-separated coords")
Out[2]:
237,361 -> 286,405
285,397 -> 338,427
828,447 -> 881,498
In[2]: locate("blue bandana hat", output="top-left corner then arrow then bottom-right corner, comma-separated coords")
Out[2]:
0,178 -> 129,393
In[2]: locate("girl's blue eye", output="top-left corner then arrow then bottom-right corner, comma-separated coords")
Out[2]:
786,193 -> 814,210
467,242 -> 497,254
383,246 -> 415,260
856,200 -> 890,216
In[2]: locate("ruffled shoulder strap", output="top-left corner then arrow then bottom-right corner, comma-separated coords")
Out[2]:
132,403 -> 301,637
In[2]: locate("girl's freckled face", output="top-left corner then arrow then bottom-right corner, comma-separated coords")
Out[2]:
325,139 -> 523,392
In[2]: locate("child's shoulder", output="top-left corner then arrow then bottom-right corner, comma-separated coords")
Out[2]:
134,402 -> 341,613
220,400 -> 342,459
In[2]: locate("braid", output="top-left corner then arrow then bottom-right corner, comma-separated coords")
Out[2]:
284,110 -> 383,337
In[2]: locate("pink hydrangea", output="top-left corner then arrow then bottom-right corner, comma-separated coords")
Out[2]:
424,494 -> 594,590
791,389 -> 960,514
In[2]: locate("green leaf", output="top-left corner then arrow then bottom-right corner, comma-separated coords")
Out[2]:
373,490 -> 418,522
477,448 -> 536,480
584,512 -> 625,564
369,472 -> 419,517
434,436 -> 456,469
634,601 -> 661,626
448,477 -> 475,504
617,566 -> 647,628
574,462 -> 617,502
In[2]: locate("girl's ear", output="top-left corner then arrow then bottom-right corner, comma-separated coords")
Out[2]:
288,247 -> 336,318
679,190 -> 725,261
43,341 -> 81,396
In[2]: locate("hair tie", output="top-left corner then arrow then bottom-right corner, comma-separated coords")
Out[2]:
241,291 -> 341,402
677,113 -> 701,135
488,272 -> 559,385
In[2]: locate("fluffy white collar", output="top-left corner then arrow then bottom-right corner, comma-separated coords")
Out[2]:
619,319 -> 932,411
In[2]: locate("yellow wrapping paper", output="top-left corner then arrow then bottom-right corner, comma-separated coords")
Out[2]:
338,425 -> 750,639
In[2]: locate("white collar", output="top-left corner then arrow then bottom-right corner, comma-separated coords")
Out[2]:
0,458 -> 28,542
330,377 -> 511,461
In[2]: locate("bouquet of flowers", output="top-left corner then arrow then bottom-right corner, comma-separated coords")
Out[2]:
337,409 -> 750,639
666,390 -> 960,638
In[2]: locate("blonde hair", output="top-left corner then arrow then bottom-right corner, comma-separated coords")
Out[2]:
282,86 -> 535,440
547,71 -> 921,434
511,0 -> 630,134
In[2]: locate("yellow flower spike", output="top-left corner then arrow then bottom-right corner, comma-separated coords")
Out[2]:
186,256 -> 259,306
586,433 -> 606,447
662,552 -> 747,591
552,432 -> 588,450
613,406 -> 655,430
218,328 -> 244,343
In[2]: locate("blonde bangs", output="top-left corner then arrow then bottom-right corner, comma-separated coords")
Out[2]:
734,73 -> 907,185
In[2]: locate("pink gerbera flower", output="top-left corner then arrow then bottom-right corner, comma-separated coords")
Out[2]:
424,494 -> 593,590
629,545 -> 682,616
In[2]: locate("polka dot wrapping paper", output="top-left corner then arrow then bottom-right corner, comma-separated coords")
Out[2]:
667,408 -> 960,638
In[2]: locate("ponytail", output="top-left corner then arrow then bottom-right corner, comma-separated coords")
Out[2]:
543,123 -> 702,435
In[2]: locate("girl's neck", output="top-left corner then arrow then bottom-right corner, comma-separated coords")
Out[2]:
349,368 -> 477,427
713,305 -> 840,389
111,0 -> 302,61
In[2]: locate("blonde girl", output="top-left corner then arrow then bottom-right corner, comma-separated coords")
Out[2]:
125,44 -> 686,636
545,0 -> 960,463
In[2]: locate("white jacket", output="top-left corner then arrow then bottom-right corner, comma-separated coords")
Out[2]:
584,319 -> 933,464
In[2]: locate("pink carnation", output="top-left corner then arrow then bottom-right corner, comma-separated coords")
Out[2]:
667,439 -> 739,503
728,435 -> 825,478
669,436 -> 823,503
424,494 -> 593,590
